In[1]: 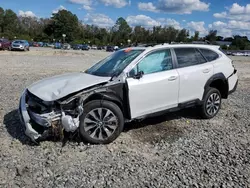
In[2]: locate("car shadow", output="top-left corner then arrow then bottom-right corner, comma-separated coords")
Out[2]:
123,107 -> 202,144
3,107 -> 201,146
124,107 -> 201,131
3,109 -> 35,146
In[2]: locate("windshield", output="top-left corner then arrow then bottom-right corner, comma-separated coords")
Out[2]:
85,49 -> 144,77
14,41 -> 25,44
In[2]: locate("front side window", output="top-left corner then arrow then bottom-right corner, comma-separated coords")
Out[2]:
131,49 -> 173,75
85,49 -> 144,77
174,48 -> 206,68
199,48 -> 219,61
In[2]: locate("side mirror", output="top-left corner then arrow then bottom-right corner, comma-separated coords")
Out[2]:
133,71 -> 144,79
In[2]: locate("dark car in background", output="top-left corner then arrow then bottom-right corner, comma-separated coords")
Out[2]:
82,44 -> 90,50
0,39 -> 11,50
106,46 -> 114,52
11,40 -> 30,51
54,42 -> 62,49
97,46 -> 104,50
72,44 -> 83,50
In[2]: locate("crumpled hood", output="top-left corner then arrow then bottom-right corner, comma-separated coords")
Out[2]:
27,72 -> 110,101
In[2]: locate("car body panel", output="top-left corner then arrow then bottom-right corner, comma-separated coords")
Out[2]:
176,63 -> 214,102
27,72 -> 111,101
126,70 -> 179,119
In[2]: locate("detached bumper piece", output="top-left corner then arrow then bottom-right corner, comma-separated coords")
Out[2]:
18,90 -> 81,143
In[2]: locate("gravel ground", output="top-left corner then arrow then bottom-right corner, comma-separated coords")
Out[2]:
0,47 -> 250,187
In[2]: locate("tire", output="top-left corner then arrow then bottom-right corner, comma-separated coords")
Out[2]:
79,100 -> 124,144
200,87 -> 222,119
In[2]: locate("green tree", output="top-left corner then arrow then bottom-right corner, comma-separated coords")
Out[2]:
232,35 -> 249,50
0,7 -> 4,33
193,31 -> 199,41
112,17 -> 132,45
176,29 -> 189,42
205,30 -> 217,43
46,10 -> 79,42
216,36 -> 223,41
0,8 -> 19,38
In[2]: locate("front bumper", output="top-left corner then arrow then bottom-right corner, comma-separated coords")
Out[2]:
19,90 -> 41,141
18,90 -> 61,142
19,90 -> 81,142
12,46 -> 25,50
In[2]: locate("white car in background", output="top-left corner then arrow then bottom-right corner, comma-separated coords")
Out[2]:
11,40 -> 30,51
19,44 -> 238,144
91,45 -> 97,50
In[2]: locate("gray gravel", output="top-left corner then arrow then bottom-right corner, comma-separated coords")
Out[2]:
0,48 -> 250,187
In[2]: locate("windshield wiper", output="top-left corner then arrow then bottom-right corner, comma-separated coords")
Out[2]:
110,72 -> 119,81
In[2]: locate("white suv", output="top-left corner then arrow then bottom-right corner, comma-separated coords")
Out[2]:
19,44 -> 238,144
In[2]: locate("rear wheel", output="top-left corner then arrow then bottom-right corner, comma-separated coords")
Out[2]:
79,100 -> 124,144
200,87 -> 221,119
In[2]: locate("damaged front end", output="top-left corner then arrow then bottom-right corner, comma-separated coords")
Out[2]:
19,89 -> 84,142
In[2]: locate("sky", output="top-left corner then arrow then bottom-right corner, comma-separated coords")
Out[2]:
1,0 -> 250,38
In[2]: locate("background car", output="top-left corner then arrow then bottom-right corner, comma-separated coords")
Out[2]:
0,39 -> 11,50
97,46 -> 103,50
106,46 -> 114,52
72,44 -> 83,50
54,42 -> 62,49
114,46 -> 119,51
91,45 -> 97,50
32,42 -> 39,47
82,44 -> 90,50
11,40 -> 30,51
62,43 -> 71,50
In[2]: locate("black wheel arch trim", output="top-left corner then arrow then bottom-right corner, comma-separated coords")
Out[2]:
81,84 -> 131,119
203,73 -> 229,99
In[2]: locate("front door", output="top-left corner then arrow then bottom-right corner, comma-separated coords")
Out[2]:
126,49 -> 179,119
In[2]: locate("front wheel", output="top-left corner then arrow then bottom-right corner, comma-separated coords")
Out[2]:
79,100 -> 124,144
200,87 -> 222,119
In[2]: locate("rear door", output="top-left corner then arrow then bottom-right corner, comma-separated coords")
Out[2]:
173,47 -> 214,103
126,48 -> 179,119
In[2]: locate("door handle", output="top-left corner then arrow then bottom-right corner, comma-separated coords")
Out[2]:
203,69 -> 211,73
168,76 -> 177,81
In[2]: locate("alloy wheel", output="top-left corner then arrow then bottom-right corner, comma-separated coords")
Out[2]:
206,93 -> 221,116
83,108 -> 118,140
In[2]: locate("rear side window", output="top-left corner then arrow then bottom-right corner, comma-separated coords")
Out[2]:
174,48 -> 206,68
199,48 -> 219,61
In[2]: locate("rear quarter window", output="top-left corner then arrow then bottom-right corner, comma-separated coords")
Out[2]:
199,48 -> 219,62
174,48 -> 206,68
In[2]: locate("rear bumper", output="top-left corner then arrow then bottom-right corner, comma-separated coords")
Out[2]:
228,80 -> 238,95
228,69 -> 238,95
